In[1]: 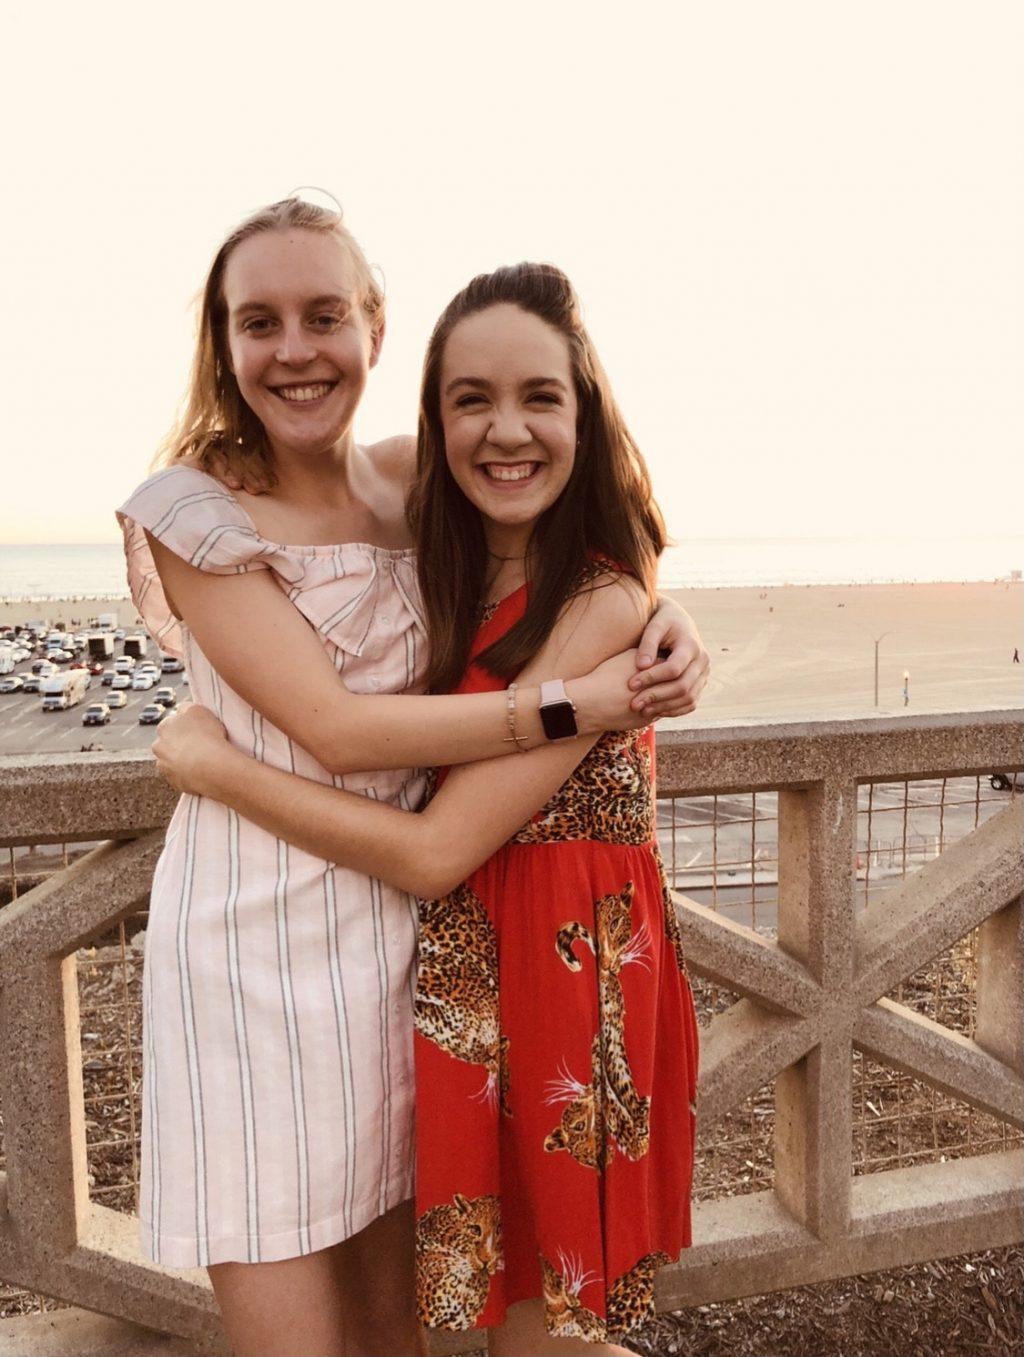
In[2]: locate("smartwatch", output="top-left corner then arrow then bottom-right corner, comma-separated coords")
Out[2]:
539,679 -> 579,741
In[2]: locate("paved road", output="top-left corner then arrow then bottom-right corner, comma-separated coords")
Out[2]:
0,659 -> 188,756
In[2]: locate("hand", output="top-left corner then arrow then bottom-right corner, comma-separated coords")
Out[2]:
151,702 -> 233,796
629,596 -> 710,717
568,649 -> 652,735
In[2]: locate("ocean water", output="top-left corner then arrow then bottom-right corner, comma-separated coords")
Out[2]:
1,536 -> 1021,602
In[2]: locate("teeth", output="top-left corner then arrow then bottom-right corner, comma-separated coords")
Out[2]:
277,383 -> 332,403
484,463 -> 537,482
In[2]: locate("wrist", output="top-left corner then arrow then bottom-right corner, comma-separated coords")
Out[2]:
200,743 -> 245,800
563,677 -> 597,736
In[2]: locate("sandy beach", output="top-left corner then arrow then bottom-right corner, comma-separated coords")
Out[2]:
3,581 -> 1022,725
666,580 -> 1023,723
1,596 -> 142,631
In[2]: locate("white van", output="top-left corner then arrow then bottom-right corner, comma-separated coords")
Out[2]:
41,670 -> 89,712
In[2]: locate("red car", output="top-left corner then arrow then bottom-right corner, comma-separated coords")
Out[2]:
88,661 -> 105,675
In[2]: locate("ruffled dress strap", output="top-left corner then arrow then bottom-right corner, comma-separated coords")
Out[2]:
116,464 -> 283,659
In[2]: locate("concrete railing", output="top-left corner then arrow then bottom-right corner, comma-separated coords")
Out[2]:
1,711 -> 1022,1354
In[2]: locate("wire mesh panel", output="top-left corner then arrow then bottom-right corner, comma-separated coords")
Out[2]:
657,773 -> 1022,1190
76,919 -> 146,1215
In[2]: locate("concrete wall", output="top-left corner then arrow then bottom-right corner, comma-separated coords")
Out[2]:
1,711 -> 1022,1353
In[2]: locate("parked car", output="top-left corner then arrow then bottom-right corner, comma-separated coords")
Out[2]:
106,690 -> 128,709
111,673 -> 132,690
82,702 -> 111,726
139,703 -> 166,725
152,687 -> 178,708
989,772 -> 1024,792
0,676 -> 24,693
132,673 -> 156,691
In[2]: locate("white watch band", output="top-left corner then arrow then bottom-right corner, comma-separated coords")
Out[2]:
539,679 -> 573,708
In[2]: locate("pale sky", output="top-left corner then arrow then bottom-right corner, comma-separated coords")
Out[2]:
3,0 -> 1022,546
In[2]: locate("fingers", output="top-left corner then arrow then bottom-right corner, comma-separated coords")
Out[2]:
633,619 -> 668,672
630,645 -> 700,692
630,653 -> 709,714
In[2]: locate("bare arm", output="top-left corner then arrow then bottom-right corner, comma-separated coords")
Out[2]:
154,574 -> 649,898
148,535 -> 644,776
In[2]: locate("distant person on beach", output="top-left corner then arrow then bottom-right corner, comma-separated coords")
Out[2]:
118,199 -> 708,1357
1014,648 -> 1020,663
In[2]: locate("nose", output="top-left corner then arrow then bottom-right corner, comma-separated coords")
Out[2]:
274,323 -> 318,367
485,405 -> 532,452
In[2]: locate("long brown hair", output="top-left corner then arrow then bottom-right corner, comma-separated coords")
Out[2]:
154,197 -> 384,489
411,262 -> 666,694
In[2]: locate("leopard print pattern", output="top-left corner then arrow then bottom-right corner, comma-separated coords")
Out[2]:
540,1252 -> 607,1342
543,1033 -> 606,1170
548,882 -> 651,1163
415,1193 -> 502,1329
512,729 -> 654,845
605,1251 -> 671,1337
650,845 -> 699,1118
538,1250 -> 671,1343
415,884 -> 510,1114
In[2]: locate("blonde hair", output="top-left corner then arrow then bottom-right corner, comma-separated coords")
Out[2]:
156,197 -> 384,488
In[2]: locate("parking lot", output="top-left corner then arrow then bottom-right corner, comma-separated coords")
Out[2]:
0,640 -> 187,756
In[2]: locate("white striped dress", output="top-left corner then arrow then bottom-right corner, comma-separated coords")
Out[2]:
117,465 -> 427,1268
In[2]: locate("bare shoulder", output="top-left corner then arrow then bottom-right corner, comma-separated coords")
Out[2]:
565,570 -> 648,629
543,570 -> 648,669
365,434 -> 416,489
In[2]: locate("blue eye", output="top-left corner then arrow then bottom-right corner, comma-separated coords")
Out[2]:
243,317 -> 274,334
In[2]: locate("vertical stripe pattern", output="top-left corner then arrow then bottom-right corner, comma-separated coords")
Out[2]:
121,465 -> 427,1267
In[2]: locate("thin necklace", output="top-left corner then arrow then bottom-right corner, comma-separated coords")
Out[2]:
487,547 -> 535,563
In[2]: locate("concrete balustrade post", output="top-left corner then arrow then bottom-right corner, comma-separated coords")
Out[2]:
0,956 -> 88,1254
774,781 -> 857,1239
975,897 -> 1024,1073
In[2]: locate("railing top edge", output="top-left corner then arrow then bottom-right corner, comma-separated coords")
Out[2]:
0,709 -> 1020,779
0,749 -> 154,773
659,707 -> 1024,744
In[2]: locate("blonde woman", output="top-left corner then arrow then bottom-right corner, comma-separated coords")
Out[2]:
119,197 -> 708,1357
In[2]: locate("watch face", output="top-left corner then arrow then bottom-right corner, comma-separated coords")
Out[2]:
540,699 -> 578,741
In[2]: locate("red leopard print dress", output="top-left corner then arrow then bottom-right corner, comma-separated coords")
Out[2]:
413,580 -> 700,1344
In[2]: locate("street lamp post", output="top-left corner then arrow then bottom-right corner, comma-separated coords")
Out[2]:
873,632 -> 890,708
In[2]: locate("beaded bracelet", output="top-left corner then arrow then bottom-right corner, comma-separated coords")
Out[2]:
503,682 -> 529,752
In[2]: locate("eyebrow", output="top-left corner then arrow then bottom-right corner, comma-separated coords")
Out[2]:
232,293 -> 351,317
444,376 -> 569,396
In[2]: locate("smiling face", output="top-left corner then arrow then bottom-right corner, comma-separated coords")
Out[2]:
222,228 -> 381,460
439,303 -> 578,550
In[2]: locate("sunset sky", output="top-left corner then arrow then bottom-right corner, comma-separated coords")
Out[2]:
4,1 -> 1021,547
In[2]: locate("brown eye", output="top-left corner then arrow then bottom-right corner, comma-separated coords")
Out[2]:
469,1223 -> 483,1237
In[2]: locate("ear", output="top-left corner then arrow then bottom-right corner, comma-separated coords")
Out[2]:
453,1192 -> 470,1214
368,314 -> 386,370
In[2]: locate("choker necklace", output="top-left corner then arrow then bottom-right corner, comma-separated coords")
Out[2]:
488,548 -> 535,563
